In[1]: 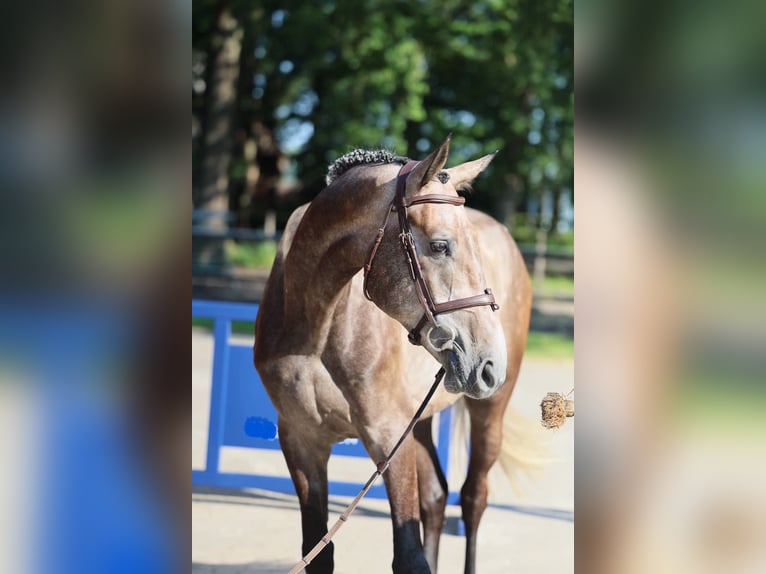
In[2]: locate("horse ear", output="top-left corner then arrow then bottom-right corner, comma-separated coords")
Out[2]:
444,151 -> 498,188
408,135 -> 452,192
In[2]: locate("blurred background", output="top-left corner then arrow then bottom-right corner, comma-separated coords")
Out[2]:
576,0 -> 766,572
0,0 -> 763,572
190,3 -> 574,572
191,0 -> 574,357
0,1 -> 186,574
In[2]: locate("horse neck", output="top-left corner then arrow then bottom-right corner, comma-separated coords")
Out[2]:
283,170 -> 393,350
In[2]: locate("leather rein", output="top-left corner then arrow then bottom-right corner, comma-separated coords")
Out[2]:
363,160 -> 499,345
287,161 -> 500,573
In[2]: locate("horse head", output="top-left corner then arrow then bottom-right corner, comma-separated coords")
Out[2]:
364,137 -> 508,399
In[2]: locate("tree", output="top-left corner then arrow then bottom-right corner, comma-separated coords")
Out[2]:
193,0 -> 244,269
192,0 -> 573,234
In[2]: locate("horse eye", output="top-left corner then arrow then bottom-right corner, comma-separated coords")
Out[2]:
429,240 -> 449,254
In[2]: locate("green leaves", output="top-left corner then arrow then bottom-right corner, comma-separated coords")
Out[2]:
193,0 -> 573,223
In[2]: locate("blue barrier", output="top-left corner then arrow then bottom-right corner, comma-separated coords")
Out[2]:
192,299 -> 458,503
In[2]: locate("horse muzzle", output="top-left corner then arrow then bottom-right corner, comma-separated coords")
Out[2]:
442,346 -> 507,400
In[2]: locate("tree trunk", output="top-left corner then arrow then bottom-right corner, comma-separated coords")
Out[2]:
551,186 -> 562,235
193,3 -> 243,271
533,226 -> 548,292
500,172 -> 523,227
497,132 -> 526,227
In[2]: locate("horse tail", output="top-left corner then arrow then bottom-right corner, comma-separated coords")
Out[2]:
449,398 -> 552,496
494,403 -> 552,495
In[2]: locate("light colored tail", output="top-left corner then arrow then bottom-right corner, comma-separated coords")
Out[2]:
449,398 -> 552,497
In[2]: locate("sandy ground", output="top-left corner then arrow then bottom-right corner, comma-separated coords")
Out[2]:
192,329 -> 573,573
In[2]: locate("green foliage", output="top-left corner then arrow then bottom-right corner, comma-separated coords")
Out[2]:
193,0 -> 573,223
508,214 -> 574,248
508,214 -> 539,244
547,231 -> 574,248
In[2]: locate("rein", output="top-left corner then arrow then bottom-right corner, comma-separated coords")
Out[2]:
287,367 -> 446,574
288,161 -> 501,573
363,160 -> 499,345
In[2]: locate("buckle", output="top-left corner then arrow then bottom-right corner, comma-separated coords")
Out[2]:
484,288 -> 500,311
400,233 -> 417,280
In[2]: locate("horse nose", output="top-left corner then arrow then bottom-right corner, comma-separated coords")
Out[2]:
479,359 -> 502,390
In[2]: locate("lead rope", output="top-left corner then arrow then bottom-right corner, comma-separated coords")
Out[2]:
287,367 -> 446,574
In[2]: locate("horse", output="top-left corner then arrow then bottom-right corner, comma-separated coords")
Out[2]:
254,136 -> 533,574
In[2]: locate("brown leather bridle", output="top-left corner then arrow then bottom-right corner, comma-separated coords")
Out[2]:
363,160 -> 499,345
289,162 -> 500,573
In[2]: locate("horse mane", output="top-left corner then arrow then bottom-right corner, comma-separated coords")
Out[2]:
326,149 -> 409,185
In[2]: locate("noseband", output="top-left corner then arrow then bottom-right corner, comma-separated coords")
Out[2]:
363,160 -> 499,345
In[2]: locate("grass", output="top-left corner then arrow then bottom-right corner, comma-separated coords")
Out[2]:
524,331 -> 574,360
536,274 -> 574,295
225,240 -> 278,268
192,317 -> 254,336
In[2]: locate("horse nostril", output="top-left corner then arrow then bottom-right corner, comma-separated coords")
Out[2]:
427,325 -> 456,351
480,360 -> 497,388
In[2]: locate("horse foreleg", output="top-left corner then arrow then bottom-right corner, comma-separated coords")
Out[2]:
460,387 -> 512,574
361,428 -> 431,574
278,420 -> 334,574
414,418 -> 448,573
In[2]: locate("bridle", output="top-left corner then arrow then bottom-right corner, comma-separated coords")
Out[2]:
288,160 -> 501,573
363,160 -> 499,346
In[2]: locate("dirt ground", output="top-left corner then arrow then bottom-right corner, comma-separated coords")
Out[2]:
192,329 -> 573,573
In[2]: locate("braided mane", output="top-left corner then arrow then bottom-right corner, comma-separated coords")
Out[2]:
326,149 -> 409,185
